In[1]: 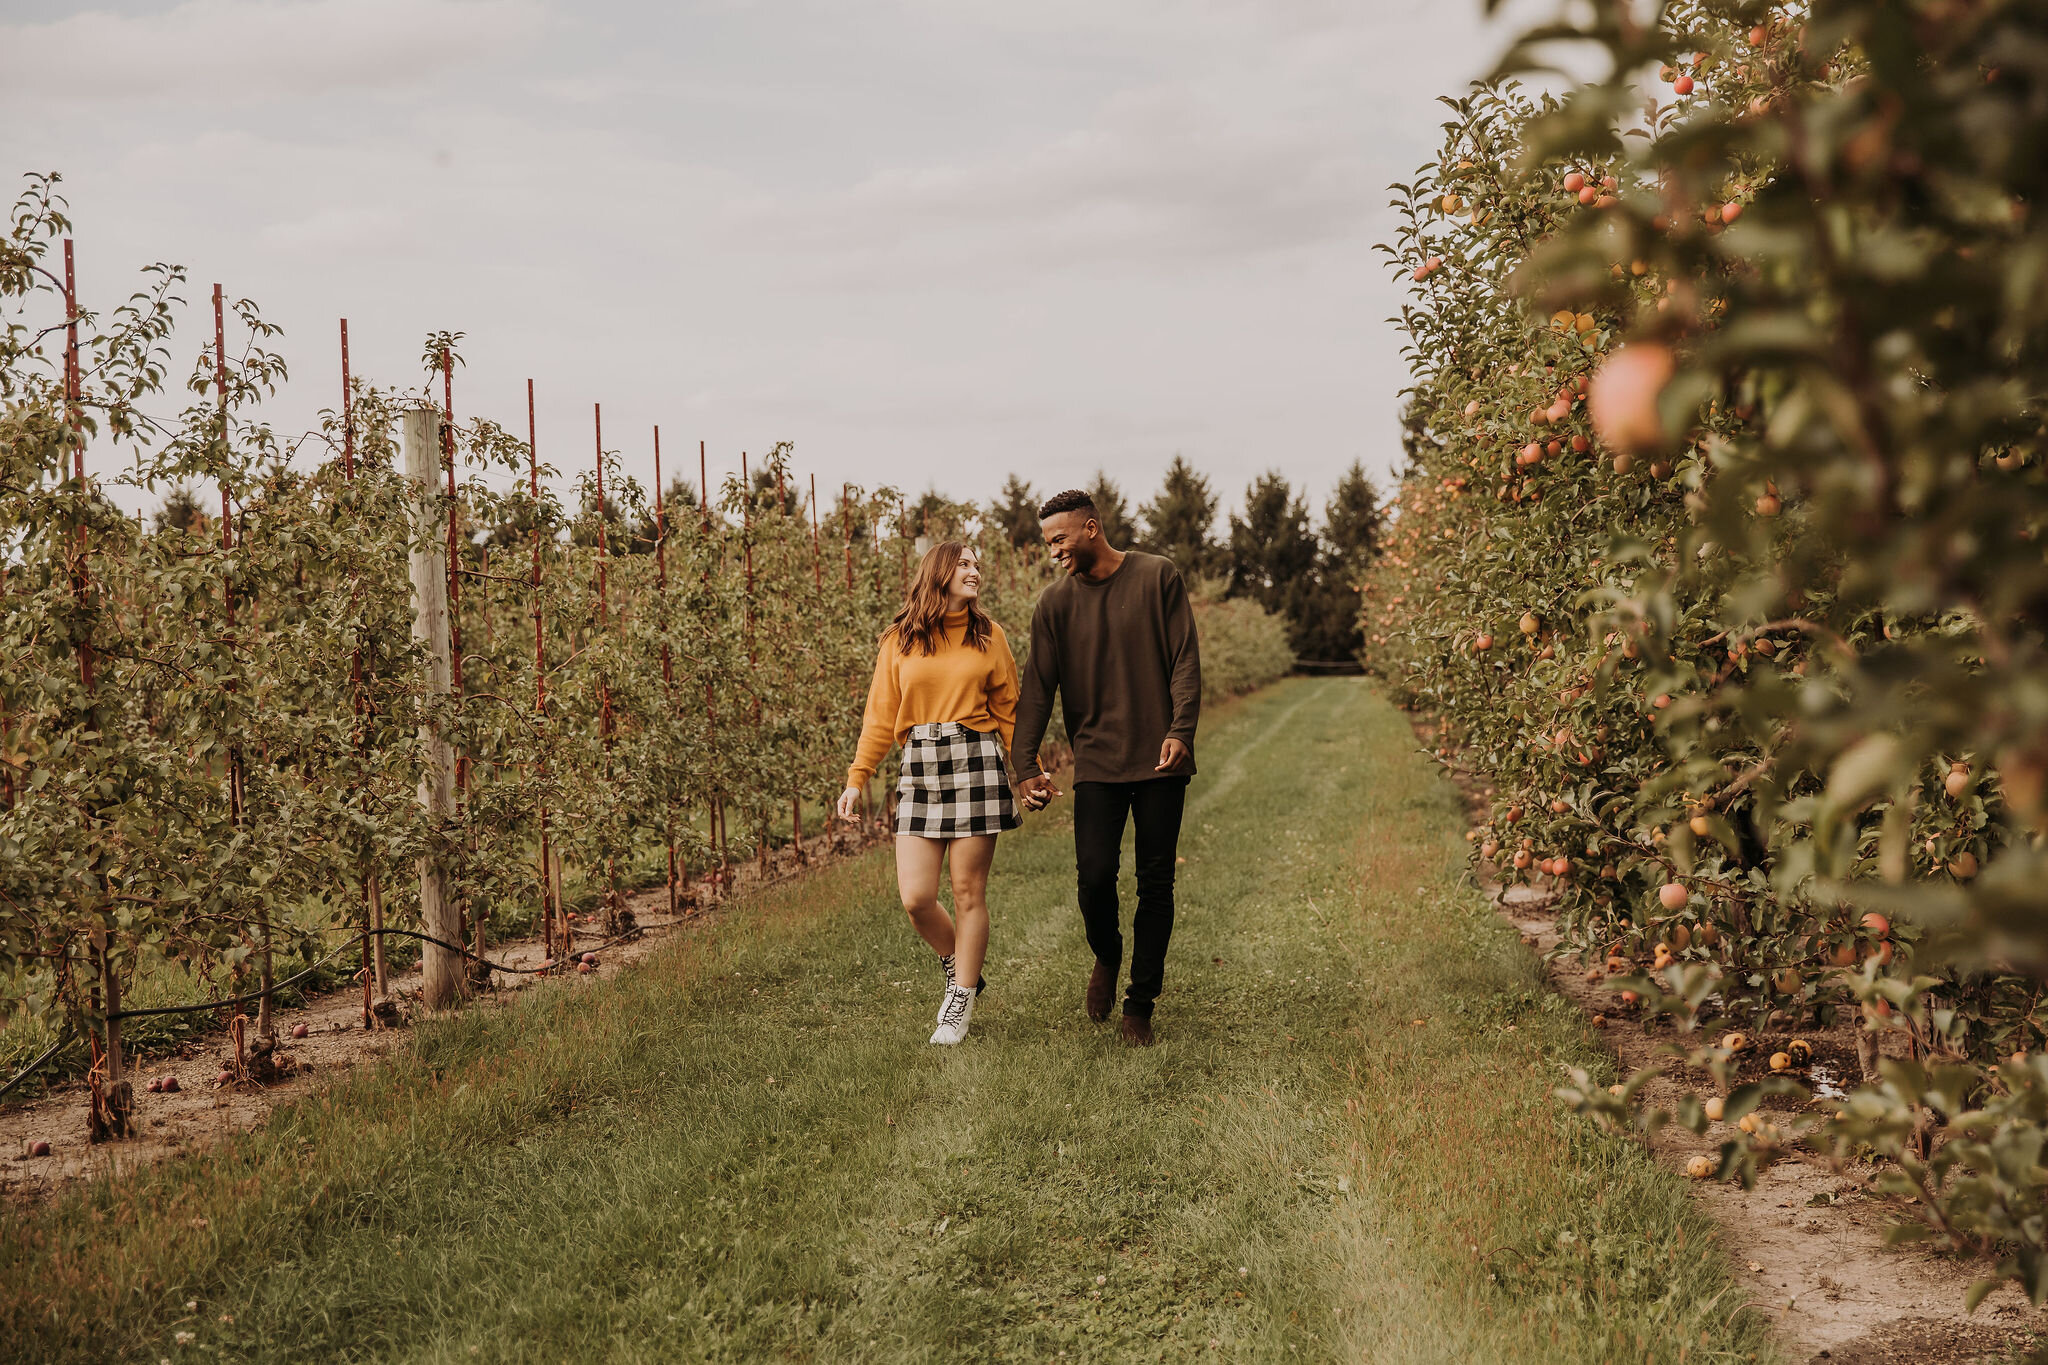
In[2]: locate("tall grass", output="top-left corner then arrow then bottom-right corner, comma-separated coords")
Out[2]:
0,679 -> 1775,1364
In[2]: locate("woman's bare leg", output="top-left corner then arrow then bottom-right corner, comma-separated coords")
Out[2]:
895,834 -> 956,957
945,835 -> 996,991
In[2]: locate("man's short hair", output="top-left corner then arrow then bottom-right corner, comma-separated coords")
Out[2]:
1038,488 -> 1097,521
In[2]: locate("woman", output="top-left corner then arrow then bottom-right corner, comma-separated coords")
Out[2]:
837,541 -> 1021,1046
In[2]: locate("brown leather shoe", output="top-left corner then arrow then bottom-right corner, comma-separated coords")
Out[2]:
1085,961 -> 1116,1022
1118,1014 -> 1155,1047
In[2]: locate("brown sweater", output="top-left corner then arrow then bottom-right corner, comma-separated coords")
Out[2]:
1012,551 -> 1201,784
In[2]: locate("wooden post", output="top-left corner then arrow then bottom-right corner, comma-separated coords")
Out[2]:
367,873 -> 387,998
405,407 -> 465,1008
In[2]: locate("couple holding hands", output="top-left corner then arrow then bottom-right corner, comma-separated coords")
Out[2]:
835,488 -> 1203,1047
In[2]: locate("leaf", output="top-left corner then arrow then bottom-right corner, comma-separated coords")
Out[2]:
1826,735 -> 1907,816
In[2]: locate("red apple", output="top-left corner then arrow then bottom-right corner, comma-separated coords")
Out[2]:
1589,344 -> 1676,454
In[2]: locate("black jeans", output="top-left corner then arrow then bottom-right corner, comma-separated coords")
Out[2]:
1072,777 -> 1189,1020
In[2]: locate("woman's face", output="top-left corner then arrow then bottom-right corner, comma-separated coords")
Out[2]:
947,549 -> 982,601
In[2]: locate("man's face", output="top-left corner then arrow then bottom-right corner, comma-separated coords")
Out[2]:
1040,510 -> 1095,573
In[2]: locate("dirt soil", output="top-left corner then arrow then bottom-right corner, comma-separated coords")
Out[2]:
2,826 -> 881,1206
1416,714 -> 2048,1365
1503,881 -> 2045,1365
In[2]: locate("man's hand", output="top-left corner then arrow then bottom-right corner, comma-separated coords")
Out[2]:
835,786 -> 864,824
1018,773 -> 1061,810
1156,737 -> 1191,773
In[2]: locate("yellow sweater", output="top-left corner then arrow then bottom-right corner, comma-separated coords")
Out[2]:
846,610 -> 1019,788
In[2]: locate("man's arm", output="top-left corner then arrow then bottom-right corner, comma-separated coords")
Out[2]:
1162,564 -> 1201,746
1011,596 -> 1060,781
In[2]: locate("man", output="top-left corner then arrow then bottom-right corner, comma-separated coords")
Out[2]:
1013,488 -> 1201,1046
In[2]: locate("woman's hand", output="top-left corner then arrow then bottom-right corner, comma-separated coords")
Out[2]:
835,787 -> 864,824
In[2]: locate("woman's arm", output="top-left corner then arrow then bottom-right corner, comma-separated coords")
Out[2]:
988,625 -> 1020,753
845,635 -> 900,789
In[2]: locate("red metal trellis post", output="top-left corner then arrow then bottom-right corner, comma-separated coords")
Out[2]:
212,283 -> 268,1041
340,318 -> 385,1012
438,346 -> 475,960
593,405 -> 620,927
699,441 -> 723,870
593,404 -> 610,628
654,426 -> 679,915
340,319 -> 354,478
65,242 -> 128,1131
62,243 -> 93,688
740,452 -> 765,870
528,380 -> 562,968
809,473 -> 821,589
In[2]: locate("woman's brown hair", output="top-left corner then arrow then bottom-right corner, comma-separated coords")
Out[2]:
888,541 -> 993,656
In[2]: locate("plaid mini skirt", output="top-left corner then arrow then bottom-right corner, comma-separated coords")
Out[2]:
897,722 -> 1022,839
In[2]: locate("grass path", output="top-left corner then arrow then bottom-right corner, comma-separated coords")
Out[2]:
1,678 -> 1777,1363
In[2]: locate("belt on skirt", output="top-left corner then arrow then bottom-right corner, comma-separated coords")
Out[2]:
906,721 -> 991,742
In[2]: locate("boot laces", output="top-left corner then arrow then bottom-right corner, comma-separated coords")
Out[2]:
939,985 -> 972,1028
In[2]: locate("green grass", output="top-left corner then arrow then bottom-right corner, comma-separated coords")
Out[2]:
0,678 -> 1779,1363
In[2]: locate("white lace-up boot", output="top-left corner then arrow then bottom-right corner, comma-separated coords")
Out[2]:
938,953 -> 986,996
929,983 -> 976,1045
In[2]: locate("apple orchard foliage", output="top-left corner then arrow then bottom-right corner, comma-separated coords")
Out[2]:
1365,0 -> 2048,1293
0,174 -> 1294,1090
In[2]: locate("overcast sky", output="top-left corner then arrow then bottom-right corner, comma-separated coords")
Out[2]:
5,0 -> 1543,527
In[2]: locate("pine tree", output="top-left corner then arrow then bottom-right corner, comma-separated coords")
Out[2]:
1138,455 -> 1220,577
1292,462 -> 1386,662
988,475 -> 1041,548
152,485 -> 206,537
1227,472 -> 1317,617
910,488 -> 978,542
1321,461 -> 1384,568
1085,470 -> 1134,548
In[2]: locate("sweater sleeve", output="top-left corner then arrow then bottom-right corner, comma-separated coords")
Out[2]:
1161,564 -> 1201,746
846,635 -> 900,789
987,625 -> 1020,754
1010,595 -> 1059,780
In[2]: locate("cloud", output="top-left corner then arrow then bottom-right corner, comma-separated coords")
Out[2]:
257,205 -> 412,255
1,0 -> 546,103
723,66 -> 1387,286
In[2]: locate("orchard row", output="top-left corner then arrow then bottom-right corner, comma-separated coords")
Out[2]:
1364,0 -> 2048,1290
